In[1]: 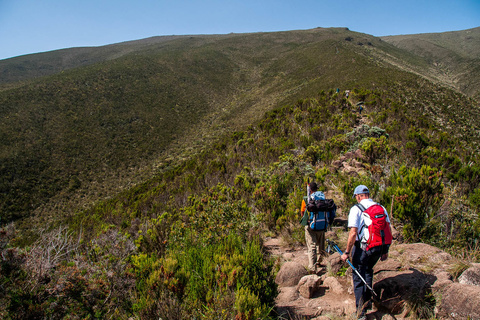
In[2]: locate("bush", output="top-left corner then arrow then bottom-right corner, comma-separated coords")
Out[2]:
131,229 -> 277,318
360,136 -> 391,164
382,165 -> 444,241
0,226 -> 137,318
235,287 -> 272,320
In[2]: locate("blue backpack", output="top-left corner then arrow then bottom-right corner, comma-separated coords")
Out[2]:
307,191 -> 331,231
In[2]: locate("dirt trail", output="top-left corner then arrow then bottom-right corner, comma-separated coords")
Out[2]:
265,235 -> 395,320
264,237 -> 357,319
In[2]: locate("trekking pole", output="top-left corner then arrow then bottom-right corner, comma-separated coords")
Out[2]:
326,239 -> 378,297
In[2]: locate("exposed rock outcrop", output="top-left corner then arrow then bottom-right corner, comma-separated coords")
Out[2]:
374,269 -> 436,314
267,238 -> 480,319
436,283 -> 480,319
323,276 -> 344,294
332,149 -> 368,176
458,265 -> 480,287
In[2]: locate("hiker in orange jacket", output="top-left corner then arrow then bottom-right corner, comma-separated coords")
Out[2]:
300,182 -> 327,273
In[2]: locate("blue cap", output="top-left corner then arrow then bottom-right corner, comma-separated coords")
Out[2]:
353,185 -> 369,198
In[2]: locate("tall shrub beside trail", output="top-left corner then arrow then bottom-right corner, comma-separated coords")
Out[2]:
130,182 -> 278,319
131,233 -> 276,319
382,165 -> 444,242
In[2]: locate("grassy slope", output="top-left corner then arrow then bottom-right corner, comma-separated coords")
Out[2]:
382,27 -> 480,100
0,35 -> 195,85
0,28 -> 478,234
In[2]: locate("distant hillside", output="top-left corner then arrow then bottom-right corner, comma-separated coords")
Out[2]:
382,27 -> 480,100
3,27 -> 479,101
0,35 -> 194,85
0,27 -> 479,233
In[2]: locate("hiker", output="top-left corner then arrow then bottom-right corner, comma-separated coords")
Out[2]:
300,182 -> 335,273
358,105 -> 363,114
341,185 -> 392,320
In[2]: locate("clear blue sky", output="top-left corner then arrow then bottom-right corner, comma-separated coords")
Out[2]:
1,0 -> 479,60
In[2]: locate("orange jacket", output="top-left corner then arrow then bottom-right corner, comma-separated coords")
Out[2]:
300,198 -> 307,217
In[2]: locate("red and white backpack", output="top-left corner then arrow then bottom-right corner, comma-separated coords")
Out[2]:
356,203 -> 392,252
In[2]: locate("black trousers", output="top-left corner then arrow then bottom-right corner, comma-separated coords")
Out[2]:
351,242 -> 382,316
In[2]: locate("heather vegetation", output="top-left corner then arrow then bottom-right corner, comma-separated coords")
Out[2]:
1,27 -> 480,318
1,27 -> 427,229
2,83 -> 480,317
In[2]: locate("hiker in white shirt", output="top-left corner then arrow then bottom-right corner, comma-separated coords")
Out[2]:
341,185 -> 391,320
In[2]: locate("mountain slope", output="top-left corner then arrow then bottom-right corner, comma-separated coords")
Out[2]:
382,27 -> 480,100
0,35 -> 196,86
0,27 -> 479,231
1,29 -> 480,319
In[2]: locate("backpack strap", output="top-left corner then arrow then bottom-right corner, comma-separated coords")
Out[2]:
355,203 -> 366,212
355,203 -> 367,242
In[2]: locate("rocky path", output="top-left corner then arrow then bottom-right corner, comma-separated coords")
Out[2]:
264,236 -> 361,319
263,137 -> 480,319
264,235 -> 480,320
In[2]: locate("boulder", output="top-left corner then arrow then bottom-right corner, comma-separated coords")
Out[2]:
341,162 -> 360,176
283,252 -> 296,260
374,258 -> 402,273
351,159 -> 364,168
276,261 -> 308,287
354,149 -> 365,160
323,276 -> 344,294
332,160 -> 343,170
323,252 -> 343,275
436,283 -> 480,319
344,152 -> 355,160
373,269 -> 436,314
458,265 -> 480,287
390,243 -> 455,272
297,274 -> 322,299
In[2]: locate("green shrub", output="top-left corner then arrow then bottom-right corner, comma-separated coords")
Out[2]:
457,164 -> 480,193
360,136 -> 391,164
132,229 -> 277,318
382,165 -> 444,241
234,287 -> 272,320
